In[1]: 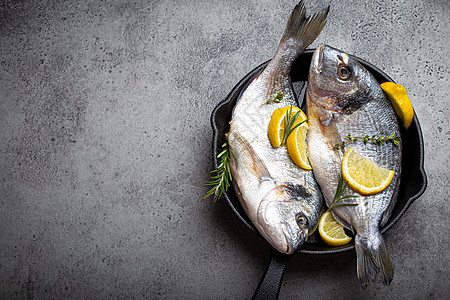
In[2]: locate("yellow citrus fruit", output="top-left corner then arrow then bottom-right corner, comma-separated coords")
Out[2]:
318,210 -> 352,246
380,82 -> 414,129
286,123 -> 312,170
341,147 -> 394,195
268,106 -> 307,148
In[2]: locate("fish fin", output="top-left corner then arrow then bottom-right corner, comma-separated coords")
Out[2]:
232,132 -> 272,182
229,153 -> 243,196
355,232 -> 394,287
281,1 -> 329,49
380,199 -> 395,228
380,178 -> 400,228
229,153 -> 250,212
331,209 -> 354,234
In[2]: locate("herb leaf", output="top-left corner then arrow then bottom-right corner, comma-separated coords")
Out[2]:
260,92 -> 285,107
203,142 -> 232,202
281,106 -> 308,145
334,134 -> 400,150
327,174 -> 358,211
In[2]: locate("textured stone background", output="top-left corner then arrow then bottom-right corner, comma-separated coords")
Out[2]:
0,0 -> 448,299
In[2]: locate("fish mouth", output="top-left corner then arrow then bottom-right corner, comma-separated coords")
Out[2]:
282,231 -> 293,254
308,44 -> 341,102
257,199 -> 307,255
282,227 -> 307,255
311,44 -> 325,74
258,223 -> 294,255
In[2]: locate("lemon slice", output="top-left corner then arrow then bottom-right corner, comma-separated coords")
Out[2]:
268,106 -> 307,148
286,123 -> 312,170
341,147 -> 394,195
318,210 -> 352,246
380,82 -> 414,129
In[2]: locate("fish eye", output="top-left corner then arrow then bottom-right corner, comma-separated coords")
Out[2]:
296,215 -> 308,227
338,65 -> 352,80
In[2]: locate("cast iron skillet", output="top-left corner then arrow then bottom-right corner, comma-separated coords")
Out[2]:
210,49 -> 427,299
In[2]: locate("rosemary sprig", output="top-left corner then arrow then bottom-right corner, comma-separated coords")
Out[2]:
203,142 -> 232,202
327,174 -> 358,212
281,106 -> 308,145
260,91 -> 285,107
334,133 -> 400,150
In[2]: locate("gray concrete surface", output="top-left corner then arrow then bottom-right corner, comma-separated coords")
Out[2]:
0,0 -> 448,299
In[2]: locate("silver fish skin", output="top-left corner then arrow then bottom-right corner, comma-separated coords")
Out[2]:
306,45 -> 402,286
227,1 -> 329,255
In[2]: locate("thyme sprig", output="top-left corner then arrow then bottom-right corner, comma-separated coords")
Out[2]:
203,142 -> 232,202
327,174 -> 358,212
260,92 -> 285,107
334,133 -> 400,151
281,106 -> 308,145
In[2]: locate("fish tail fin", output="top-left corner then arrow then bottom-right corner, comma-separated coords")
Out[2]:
355,232 -> 394,287
281,1 -> 329,51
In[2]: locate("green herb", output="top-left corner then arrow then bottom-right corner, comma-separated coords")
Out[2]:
260,92 -> 285,107
334,133 -> 400,150
203,142 -> 232,202
327,174 -> 358,211
281,106 -> 308,145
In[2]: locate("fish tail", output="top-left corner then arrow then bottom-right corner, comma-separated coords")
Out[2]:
355,232 -> 394,287
281,1 -> 329,52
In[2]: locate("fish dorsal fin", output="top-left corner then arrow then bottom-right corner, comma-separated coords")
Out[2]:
232,132 -> 272,182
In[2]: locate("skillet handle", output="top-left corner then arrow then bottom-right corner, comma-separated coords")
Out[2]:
252,248 -> 292,300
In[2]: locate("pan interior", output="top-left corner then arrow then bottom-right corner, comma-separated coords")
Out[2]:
210,49 -> 427,254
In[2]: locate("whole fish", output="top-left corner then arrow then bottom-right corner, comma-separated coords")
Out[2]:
227,1 -> 329,254
306,45 -> 402,285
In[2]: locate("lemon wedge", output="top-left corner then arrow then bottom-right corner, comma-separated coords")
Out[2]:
318,210 -> 352,246
268,106 -> 307,148
286,123 -> 312,170
341,147 -> 394,196
380,82 -> 414,129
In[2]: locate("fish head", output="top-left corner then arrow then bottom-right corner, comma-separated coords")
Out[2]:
308,44 -> 378,115
257,184 -> 320,254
